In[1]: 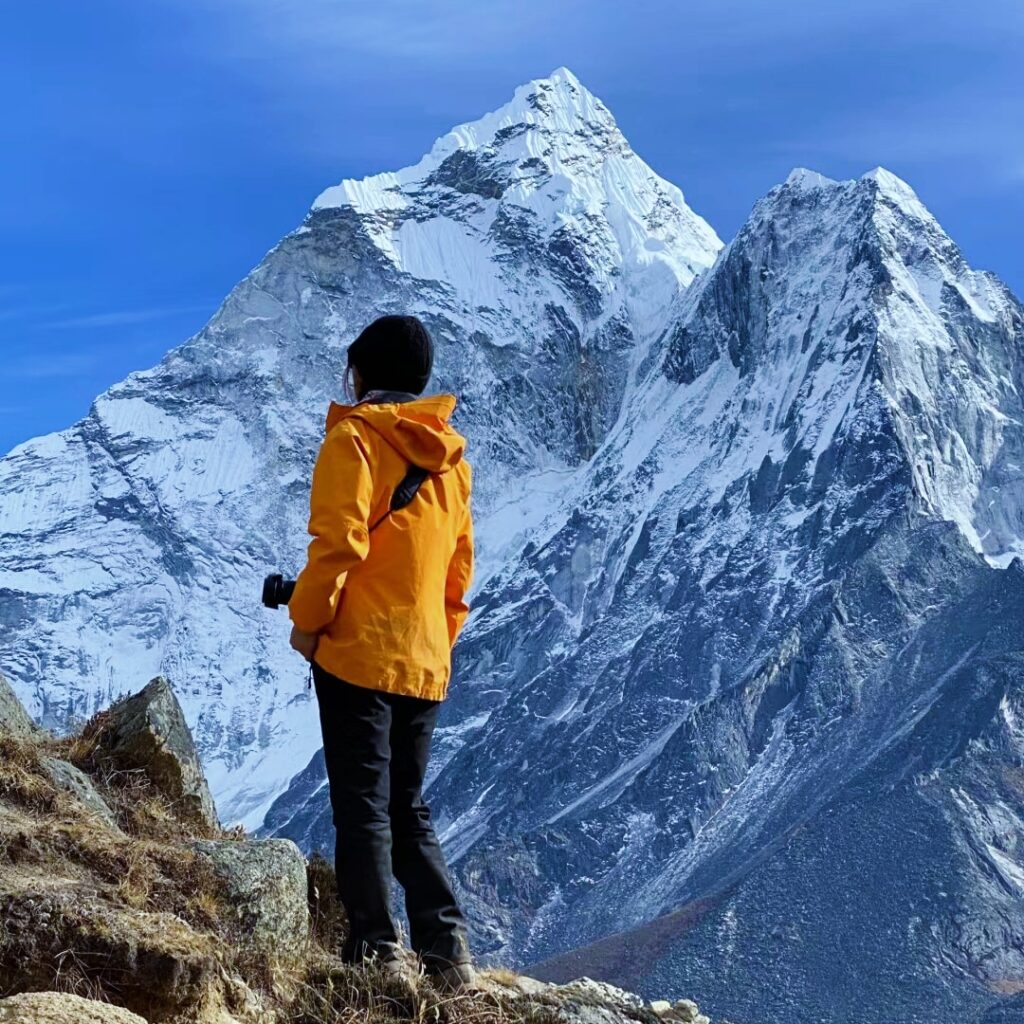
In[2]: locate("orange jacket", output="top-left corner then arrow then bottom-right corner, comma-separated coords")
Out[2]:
288,394 -> 473,701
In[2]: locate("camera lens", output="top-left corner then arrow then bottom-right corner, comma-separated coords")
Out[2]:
262,573 -> 296,609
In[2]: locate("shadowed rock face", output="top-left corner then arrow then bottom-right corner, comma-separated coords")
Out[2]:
41,756 -> 117,826
528,532 -> 1024,1024
0,671 -> 40,738
96,676 -> 219,831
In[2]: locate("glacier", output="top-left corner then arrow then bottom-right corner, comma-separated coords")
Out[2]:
2,68 -> 1024,1024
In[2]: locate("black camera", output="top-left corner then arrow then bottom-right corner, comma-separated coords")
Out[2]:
262,573 -> 296,609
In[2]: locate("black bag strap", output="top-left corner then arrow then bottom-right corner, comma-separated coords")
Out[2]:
369,465 -> 431,533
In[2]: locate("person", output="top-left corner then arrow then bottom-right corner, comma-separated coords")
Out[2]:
286,314 -> 475,990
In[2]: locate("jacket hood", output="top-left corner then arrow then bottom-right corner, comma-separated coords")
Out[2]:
325,394 -> 465,473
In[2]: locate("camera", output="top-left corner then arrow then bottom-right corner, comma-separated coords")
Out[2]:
262,573 -> 296,609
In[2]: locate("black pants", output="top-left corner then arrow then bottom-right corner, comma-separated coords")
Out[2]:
312,661 -> 470,966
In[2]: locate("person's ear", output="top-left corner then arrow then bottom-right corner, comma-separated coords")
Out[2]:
344,364 -> 364,401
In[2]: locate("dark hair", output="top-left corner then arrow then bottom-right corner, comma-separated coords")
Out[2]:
346,315 -> 433,397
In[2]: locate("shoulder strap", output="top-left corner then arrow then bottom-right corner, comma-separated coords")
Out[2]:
369,465 -> 432,533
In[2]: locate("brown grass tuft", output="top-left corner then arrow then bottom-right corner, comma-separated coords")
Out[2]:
1,717 -> 571,1024
307,851 -> 348,954
0,736 -> 61,813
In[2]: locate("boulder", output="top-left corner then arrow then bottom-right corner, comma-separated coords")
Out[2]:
95,677 -> 218,831
41,756 -> 118,827
193,837 -> 309,958
649,998 -> 706,1023
516,976 -> 662,1024
671,999 -> 703,1023
480,972 -> 708,1024
0,992 -> 147,1024
0,671 -> 39,738
559,977 -> 645,1011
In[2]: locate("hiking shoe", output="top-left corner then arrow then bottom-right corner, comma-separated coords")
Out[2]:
427,961 -> 478,994
378,948 -> 420,990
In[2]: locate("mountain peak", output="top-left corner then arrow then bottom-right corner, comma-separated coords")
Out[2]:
754,164 -> 940,253
504,65 -> 607,125
861,164 -> 916,195
782,167 -> 836,191
312,68 -> 622,213
310,69 -> 721,305
860,165 -> 935,223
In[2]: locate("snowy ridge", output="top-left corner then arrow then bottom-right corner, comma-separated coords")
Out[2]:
312,67 -> 720,336
0,69 -> 721,832
357,160 -> 1022,1022
2,69 -> 1024,1023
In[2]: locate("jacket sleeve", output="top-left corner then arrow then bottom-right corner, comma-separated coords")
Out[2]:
288,424 -> 374,634
444,491 -> 474,648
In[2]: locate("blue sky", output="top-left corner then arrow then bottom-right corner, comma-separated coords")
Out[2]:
1,0 -> 1021,456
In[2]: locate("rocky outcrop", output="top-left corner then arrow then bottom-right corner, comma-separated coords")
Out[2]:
40,756 -> 117,826
649,998 -> 707,1024
192,838 -> 309,958
482,975 -> 710,1024
1,676 -> 706,1024
92,676 -> 218,831
0,678 -> 291,1022
0,670 -> 40,738
0,992 -> 147,1024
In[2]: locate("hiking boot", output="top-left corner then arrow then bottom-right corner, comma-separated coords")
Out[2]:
427,960 -> 478,994
378,947 -> 419,990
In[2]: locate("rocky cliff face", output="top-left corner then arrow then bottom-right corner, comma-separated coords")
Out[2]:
2,68 -> 1023,1024
0,68 -> 720,830
425,168 -> 1024,1023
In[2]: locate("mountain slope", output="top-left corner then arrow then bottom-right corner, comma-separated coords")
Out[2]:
0,69 -> 721,830
531,532 -> 1024,1024
428,168 -> 1024,1019
3,68 -> 1023,1024
266,165 -> 1024,1022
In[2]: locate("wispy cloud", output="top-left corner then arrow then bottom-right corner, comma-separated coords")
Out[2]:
178,0 -> 579,61
3,351 -> 102,380
44,304 -> 210,330
0,304 -> 61,324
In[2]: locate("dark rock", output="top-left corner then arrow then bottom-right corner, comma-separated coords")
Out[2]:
192,837 -> 309,957
41,756 -> 117,827
96,676 -> 218,831
0,671 -> 39,738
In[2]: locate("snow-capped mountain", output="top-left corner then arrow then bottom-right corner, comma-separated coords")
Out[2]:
265,166 -> 1024,1022
0,68 -> 720,829
2,66 -> 1023,1024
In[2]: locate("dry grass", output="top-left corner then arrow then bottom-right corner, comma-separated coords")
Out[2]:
307,850 -> 347,953
0,736 -> 62,813
1,723 -> 246,1020
51,708 -> 221,842
0,719 -> 570,1024
290,957 -> 564,1024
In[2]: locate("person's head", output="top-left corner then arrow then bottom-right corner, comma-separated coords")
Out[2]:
345,315 -> 434,401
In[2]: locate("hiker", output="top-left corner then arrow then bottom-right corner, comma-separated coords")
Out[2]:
286,315 -> 475,990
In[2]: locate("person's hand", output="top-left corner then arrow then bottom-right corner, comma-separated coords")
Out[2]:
290,625 -> 319,663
